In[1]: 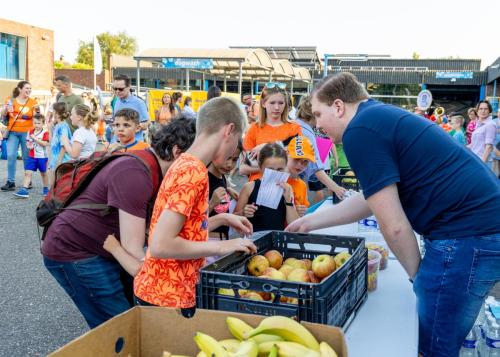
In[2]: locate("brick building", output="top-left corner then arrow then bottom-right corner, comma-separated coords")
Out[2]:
0,18 -> 54,99
54,68 -> 110,91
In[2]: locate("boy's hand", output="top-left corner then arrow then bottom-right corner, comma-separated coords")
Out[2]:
210,187 -> 227,207
218,238 -> 257,256
227,187 -> 239,201
296,204 -> 307,217
223,214 -> 253,236
243,203 -> 258,218
279,182 -> 293,203
103,234 -> 121,253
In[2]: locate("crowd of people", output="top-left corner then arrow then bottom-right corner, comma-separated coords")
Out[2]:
0,72 -> 499,357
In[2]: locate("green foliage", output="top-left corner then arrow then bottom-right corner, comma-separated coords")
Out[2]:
75,31 -> 137,69
54,60 -> 65,69
71,62 -> 93,69
412,52 -> 420,60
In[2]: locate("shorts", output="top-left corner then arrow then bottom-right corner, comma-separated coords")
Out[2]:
25,157 -> 48,173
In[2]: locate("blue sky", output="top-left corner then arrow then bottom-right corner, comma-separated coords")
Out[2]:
3,0 -> 499,68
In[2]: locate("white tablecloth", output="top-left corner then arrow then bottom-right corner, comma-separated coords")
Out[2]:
311,200 -> 419,357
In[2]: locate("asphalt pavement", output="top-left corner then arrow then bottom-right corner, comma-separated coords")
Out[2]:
0,160 -> 88,357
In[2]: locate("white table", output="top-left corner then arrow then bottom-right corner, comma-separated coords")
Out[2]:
311,200 -> 419,357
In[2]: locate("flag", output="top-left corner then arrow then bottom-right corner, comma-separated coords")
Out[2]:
93,36 -> 102,75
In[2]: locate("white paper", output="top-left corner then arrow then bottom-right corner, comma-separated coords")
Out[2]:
256,168 -> 290,209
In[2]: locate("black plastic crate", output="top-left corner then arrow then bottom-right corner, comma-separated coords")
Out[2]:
331,168 -> 361,204
197,231 -> 367,328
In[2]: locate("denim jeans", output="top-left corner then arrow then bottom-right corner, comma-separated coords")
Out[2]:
6,131 -> 28,182
43,255 -> 132,329
413,235 -> 500,356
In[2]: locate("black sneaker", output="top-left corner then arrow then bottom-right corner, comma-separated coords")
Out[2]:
1,181 -> 16,191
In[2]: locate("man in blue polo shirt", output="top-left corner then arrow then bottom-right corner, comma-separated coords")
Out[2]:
112,74 -> 149,142
287,72 -> 500,357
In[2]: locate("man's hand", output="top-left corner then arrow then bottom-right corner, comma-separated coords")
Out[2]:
243,203 -> 258,218
217,238 -> 257,256
285,215 -> 313,233
103,234 -> 121,254
223,214 -> 253,236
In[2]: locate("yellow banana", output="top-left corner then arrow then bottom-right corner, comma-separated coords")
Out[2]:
249,333 -> 283,345
258,341 -> 319,357
219,339 -> 240,353
193,332 -> 229,357
268,344 -> 279,357
319,342 -> 338,357
226,317 -> 254,340
246,316 -> 320,351
196,352 -> 207,357
232,340 -> 258,357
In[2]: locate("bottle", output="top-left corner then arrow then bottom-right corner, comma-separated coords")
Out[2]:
460,328 -> 478,357
358,219 -> 368,232
364,216 -> 379,232
485,322 -> 500,357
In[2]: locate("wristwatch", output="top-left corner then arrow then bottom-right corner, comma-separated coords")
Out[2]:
285,200 -> 294,206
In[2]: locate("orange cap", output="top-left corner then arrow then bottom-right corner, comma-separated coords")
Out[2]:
287,136 -> 315,163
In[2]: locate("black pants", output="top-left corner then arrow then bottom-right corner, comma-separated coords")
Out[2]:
133,295 -> 196,318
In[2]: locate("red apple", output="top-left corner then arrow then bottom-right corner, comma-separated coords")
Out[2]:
247,255 -> 270,276
307,271 -> 320,283
287,268 -> 310,283
264,250 -> 283,269
312,254 -> 336,279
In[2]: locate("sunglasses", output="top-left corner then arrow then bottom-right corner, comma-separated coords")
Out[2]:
265,82 -> 287,90
113,87 -> 127,92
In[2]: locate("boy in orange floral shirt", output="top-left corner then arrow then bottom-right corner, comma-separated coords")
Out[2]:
134,97 -> 256,315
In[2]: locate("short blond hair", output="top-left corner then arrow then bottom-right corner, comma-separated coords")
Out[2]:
451,115 -> 465,126
313,72 -> 369,105
197,97 -> 247,135
296,95 -> 313,122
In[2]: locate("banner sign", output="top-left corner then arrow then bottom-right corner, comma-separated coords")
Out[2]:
435,71 -> 473,79
162,58 -> 213,70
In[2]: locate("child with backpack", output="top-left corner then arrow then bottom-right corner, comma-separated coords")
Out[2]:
235,142 -> 300,232
61,104 -> 97,159
13,114 -> 49,198
133,97 -> 256,314
111,108 -> 150,151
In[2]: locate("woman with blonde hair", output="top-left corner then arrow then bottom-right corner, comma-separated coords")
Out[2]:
241,83 -> 301,181
154,93 -> 177,125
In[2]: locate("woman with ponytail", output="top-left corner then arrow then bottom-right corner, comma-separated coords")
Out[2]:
49,102 -> 73,172
61,104 -> 98,159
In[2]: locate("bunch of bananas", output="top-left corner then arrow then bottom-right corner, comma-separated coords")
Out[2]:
163,315 -> 339,357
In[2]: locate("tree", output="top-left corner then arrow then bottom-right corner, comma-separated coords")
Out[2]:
412,52 -> 420,60
75,31 -> 137,69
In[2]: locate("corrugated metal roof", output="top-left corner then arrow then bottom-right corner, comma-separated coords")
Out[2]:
487,57 -> 500,82
326,58 -> 482,71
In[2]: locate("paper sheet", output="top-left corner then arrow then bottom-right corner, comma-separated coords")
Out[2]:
256,168 -> 290,209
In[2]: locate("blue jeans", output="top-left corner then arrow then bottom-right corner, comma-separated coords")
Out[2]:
6,131 -> 28,182
43,255 -> 132,328
413,235 -> 500,357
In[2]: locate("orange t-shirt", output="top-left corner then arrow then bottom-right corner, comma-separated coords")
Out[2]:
288,177 -> 310,207
243,122 -> 302,181
134,153 -> 209,308
123,141 -> 150,151
4,97 -> 38,133
96,120 -> 106,136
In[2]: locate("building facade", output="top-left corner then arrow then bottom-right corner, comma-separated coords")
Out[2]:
0,18 -> 54,99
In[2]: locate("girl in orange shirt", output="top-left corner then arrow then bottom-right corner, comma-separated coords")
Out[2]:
241,83 -> 301,181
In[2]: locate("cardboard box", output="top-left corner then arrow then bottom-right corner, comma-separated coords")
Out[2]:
48,307 -> 348,357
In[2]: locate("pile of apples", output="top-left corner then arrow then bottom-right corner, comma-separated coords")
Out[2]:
219,250 -> 351,304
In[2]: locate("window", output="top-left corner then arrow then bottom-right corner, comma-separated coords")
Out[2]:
0,33 -> 26,80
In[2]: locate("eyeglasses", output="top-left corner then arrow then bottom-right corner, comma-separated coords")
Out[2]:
265,82 -> 287,90
113,87 -> 127,92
